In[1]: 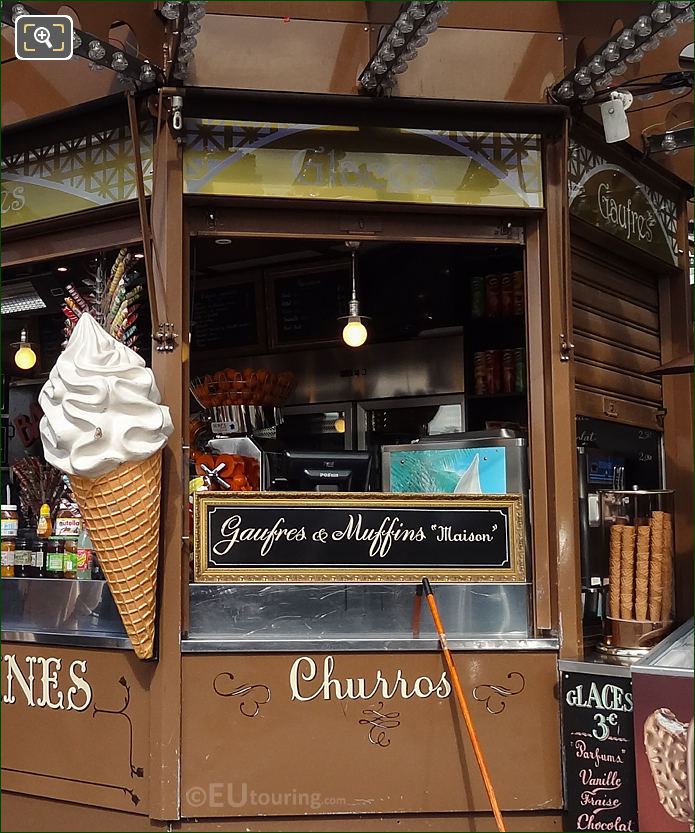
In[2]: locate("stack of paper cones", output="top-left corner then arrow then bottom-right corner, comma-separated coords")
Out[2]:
70,451 -> 162,659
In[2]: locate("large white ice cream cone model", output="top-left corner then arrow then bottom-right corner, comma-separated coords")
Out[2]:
39,313 -> 173,660
70,452 -> 162,659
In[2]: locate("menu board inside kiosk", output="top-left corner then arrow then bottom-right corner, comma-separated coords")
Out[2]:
191,276 -> 263,353
268,261 -> 351,347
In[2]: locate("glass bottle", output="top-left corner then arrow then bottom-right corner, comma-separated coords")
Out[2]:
37,503 -> 53,539
62,537 -> 78,580
54,499 -> 82,538
1,504 -> 18,539
30,538 -> 47,578
46,537 -> 64,579
1,539 -> 15,577
76,527 -> 94,580
13,535 -> 33,578
91,552 -> 104,581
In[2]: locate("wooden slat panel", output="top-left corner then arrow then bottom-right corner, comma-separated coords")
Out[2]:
573,308 -> 661,356
575,361 -> 662,404
573,335 -> 661,375
573,282 -> 659,332
572,261 -> 658,309
571,238 -> 661,288
575,389 -> 662,429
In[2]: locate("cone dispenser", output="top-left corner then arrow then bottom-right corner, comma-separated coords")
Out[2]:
600,489 -> 675,656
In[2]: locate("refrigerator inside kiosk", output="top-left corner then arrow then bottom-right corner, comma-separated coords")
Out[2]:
382,429 -> 528,495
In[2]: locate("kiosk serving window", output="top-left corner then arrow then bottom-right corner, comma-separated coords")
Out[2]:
187,232 -> 535,648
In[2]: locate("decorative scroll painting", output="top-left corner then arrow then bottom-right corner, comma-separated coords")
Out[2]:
1,124 -> 152,228
569,139 -> 679,266
183,119 -> 543,209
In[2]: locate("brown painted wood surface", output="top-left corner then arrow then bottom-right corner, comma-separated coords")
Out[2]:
180,652 -> 562,818
658,208 -> 694,621
178,811 -> 564,831
538,125 -> 583,658
1,643 -> 153,816
1,793 -> 164,832
0,792 -> 562,832
148,117 -> 186,821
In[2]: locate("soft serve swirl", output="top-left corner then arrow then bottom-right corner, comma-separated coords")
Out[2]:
39,313 -> 173,478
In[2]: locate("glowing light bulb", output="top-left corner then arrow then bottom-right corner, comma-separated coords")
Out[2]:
334,417 -> 346,434
15,346 -> 36,370
342,317 -> 368,348
12,330 -> 36,370
14,330 -> 36,370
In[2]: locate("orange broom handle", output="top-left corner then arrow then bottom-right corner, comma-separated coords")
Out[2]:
422,578 -> 506,833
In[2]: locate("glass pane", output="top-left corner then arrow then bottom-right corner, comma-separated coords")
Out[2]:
278,409 -> 348,453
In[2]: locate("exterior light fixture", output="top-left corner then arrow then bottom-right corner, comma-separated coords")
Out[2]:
0,1 -> 163,88
550,1 -> 694,105
358,1 -> 450,95
160,1 -> 182,20
140,61 -> 157,84
111,51 -> 128,71
12,330 -> 37,371
173,1 -> 206,79
644,126 -> 694,155
88,40 -> 106,61
339,242 -> 369,348
11,4 -> 28,23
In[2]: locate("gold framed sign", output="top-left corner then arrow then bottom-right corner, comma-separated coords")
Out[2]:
193,492 -> 526,583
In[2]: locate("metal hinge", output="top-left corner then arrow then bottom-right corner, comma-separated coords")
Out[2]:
154,322 -> 178,352
559,333 -> 575,362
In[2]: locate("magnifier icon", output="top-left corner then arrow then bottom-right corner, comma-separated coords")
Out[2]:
34,26 -> 53,49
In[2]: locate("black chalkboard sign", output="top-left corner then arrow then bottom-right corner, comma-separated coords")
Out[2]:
269,261 -> 351,347
194,493 -> 526,583
192,279 -> 260,351
561,668 -> 638,832
576,416 -> 662,491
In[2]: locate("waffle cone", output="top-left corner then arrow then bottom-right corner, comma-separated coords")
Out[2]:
70,451 -> 162,659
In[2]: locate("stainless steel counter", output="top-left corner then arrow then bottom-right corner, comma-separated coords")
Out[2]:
182,635 -> 559,652
1,577 -> 132,650
184,581 -> 538,652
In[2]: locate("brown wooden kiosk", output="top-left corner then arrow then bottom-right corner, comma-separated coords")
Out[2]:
1,3 -> 692,831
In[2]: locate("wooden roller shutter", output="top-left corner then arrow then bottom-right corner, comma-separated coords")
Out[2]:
572,236 -> 663,427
